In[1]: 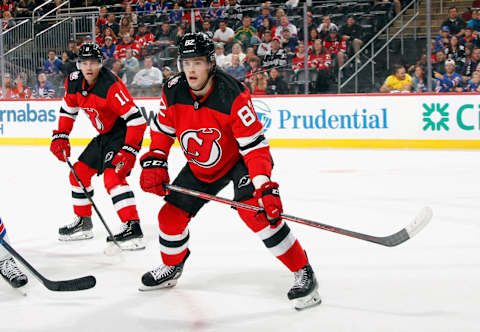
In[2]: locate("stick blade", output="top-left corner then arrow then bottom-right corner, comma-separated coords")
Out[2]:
44,275 -> 96,292
405,206 -> 433,239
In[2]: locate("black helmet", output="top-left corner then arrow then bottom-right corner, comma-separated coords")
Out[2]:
78,43 -> 102,62
178,32 -> 215,63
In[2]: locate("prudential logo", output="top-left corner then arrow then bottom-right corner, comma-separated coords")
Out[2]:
252,100 -> 272,131
422,103 -> 449,131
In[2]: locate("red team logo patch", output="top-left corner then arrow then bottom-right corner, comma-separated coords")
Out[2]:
180,128 -> 222,168
83,108 -> 104,131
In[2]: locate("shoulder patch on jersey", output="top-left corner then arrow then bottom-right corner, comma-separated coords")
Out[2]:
167,75 -> 181,88
69,71 -> 81,81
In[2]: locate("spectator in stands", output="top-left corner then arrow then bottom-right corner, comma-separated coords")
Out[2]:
101,36 -> 116,60
182,0 -> 203,26
95,26 -> 104,46
213,20 -> 235,50
2,11 -> 15,30
461,26 -> 479,47
234,16 -> 259,49
411,65 -> 427,93
267,67 -> 289,95
441,7 -> 466,36
32,72 -> 55,99
307,27 -> 319,53
257,29 -> 272,56
258,17 -> 274,41
123,48 -> 140,84
206,0 -> 224,27
222,0 -> 243,30
435,26 -> 451,52
16,0 -> 36,18
131,56 -> 163,96
102,27 -> 118,45
136,0 -> 153,17
114,33 -> 141,59
14,71 -> 31,98
103,14 -> 120,36
59,51 -> 76,80
244,55 -> 261,87
461,47 -> 480,84
96,6 -> 108,26
253,4 -> 274,30
467,9 -> 480,33
262,36 -> 288,70
174,23 -> 186,45
121,4 -> 138,26
317,15 -> 338,41
285,0 -> 299,10
66,40 -> 78,61
273,8 -> 286,34
275,15 -> 297,39
224,42 -> 246,67
119,16 -> 133,36
225,54 -> 246,81
250,71 -> 268,95
435,59 -> 462,92
169,3 -> 184,24
0,73 -> 20,99
154,21 -> 176,51
445,35 -> 465,71
162,66 -> 173,81
135,22 -> 155,49
340,16 -> 364,64
430,50 -> 447,81
280,28 -> 298,57
214,43 -> 227,69
464,71 -> 480,91
298,12 -> 316,42
111,59 -> 127,83
380,64 -> 412,93
292,41 -> 308,72
0,1 -> 15,15
43,49 -> 62,77
310,39 -> 332,92
323,26 -> 347,70
201,21 -> 214,39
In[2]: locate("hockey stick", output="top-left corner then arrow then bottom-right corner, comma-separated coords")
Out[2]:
64,154 -> 122,254
0,238 -> 96,291
165,184 -> 433,247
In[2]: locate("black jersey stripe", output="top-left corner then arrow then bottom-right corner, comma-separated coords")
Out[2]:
111,191 -> 135,204
262,223 -> 291,249
72,190 -> 93,199
158,233 -> 190,248
153,117 -> 176,138
60,107 -> 78,116
125,110 -> 144,123
239,135 -> 266,151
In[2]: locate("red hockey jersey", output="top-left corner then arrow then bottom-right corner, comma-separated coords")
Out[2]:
322,38 -> 347,55
150,70 -> 272,183
114,42 -> 141,59
135,33 -> 155,48
57,68 -> 146,148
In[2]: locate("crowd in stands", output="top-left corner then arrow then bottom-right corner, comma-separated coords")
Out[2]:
381,6 -> 480,93
5,0 -> 478,97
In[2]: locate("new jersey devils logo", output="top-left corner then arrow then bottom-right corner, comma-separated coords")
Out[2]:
83,108 -> 104,131
180,128 -> 222,168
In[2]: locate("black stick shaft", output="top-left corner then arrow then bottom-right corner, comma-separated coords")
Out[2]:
65,157 -> 120,248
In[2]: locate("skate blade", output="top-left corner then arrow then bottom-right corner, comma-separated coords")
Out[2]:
138,279 -> 177,292
59,230 -> 94,241
293,289 -> 322,310
107,238 -> 146,251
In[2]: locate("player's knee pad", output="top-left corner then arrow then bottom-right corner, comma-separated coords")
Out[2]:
103,168 -> 128,194
237,198 -> 270,233
158,203 -> 191,235
69,161 -> 96,187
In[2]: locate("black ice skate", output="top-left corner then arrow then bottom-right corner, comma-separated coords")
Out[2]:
58,216 -> 93,241
288,263 -> 321,310
139,249 -> 190,291
0,257 -> 28,288
106,220 -> 145,251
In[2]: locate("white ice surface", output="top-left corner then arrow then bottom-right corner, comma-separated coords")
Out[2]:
0,147 -> 479,332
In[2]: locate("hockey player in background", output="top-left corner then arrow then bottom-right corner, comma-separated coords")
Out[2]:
0,218 -> 28,288
137,33 -> 320,310
50,43 -> 147,250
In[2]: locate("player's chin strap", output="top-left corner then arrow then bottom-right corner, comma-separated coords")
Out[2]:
190,63 -> 215,92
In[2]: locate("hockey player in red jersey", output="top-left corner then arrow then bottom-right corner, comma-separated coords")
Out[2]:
0,218 -> 28,288
50,43 -> 147,250
138,33 -> 321,310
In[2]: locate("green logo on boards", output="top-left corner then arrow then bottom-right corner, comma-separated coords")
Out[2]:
422,103 -> 449,131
